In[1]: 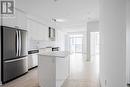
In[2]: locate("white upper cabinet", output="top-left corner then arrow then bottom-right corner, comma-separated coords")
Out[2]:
16,10 -> 27,30
27,19 -> 49,41
1,9 -> 27,30
1,13 -> 17,27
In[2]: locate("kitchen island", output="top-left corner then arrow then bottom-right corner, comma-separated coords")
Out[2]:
38,51 -> 70,87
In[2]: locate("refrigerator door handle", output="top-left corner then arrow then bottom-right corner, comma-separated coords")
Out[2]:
16,30 -> 19,56
19,31 -> 22,56
4,57 -> 26,63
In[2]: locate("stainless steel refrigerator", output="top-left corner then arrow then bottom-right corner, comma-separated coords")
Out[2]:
0,26 -> 28,83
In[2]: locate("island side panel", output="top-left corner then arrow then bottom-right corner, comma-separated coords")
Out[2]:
56,56 -> 70,87
38,55 -> 56,87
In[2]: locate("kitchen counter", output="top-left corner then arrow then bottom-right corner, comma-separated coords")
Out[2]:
38,51 -> 70,58
38,51 -> 70,87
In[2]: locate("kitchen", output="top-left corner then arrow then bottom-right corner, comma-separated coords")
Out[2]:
0,0 -> 80,85
0,6 -> 70,86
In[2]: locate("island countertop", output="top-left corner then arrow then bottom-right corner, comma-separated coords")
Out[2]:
38,51 -> 70,58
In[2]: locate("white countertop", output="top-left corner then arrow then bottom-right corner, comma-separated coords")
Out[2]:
38,51 -> 70,58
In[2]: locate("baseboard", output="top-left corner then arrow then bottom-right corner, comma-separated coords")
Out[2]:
28,66 -> 38,70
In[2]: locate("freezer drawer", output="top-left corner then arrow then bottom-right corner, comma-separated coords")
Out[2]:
2,57 -> 28,83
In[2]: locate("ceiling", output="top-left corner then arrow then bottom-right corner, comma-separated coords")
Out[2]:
16,0 -> 99,32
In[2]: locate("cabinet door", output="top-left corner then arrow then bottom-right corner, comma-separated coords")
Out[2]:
1,14 -> 17,28
16,10 -> 27,29
42,25 -> 49,41
1,9 -> 27,30
35,22 -> 49,41
27,19 -> 37,40
33,54 -> 38,66
27,19 -> 49,41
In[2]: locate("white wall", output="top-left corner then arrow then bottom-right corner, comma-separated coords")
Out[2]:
126,0 -> 130,84
82,32 -> 87,54
90,32 -> 96,56
65,34 -> 70,52
87,21 -> 99,61
100,0 -> 126,87
87,21 -> 99,32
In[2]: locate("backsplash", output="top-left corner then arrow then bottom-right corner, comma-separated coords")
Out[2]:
28,39 -> 53,50
27,38 -> 64,51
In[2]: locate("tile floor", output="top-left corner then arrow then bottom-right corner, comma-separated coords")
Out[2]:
0,53 -> 99,87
